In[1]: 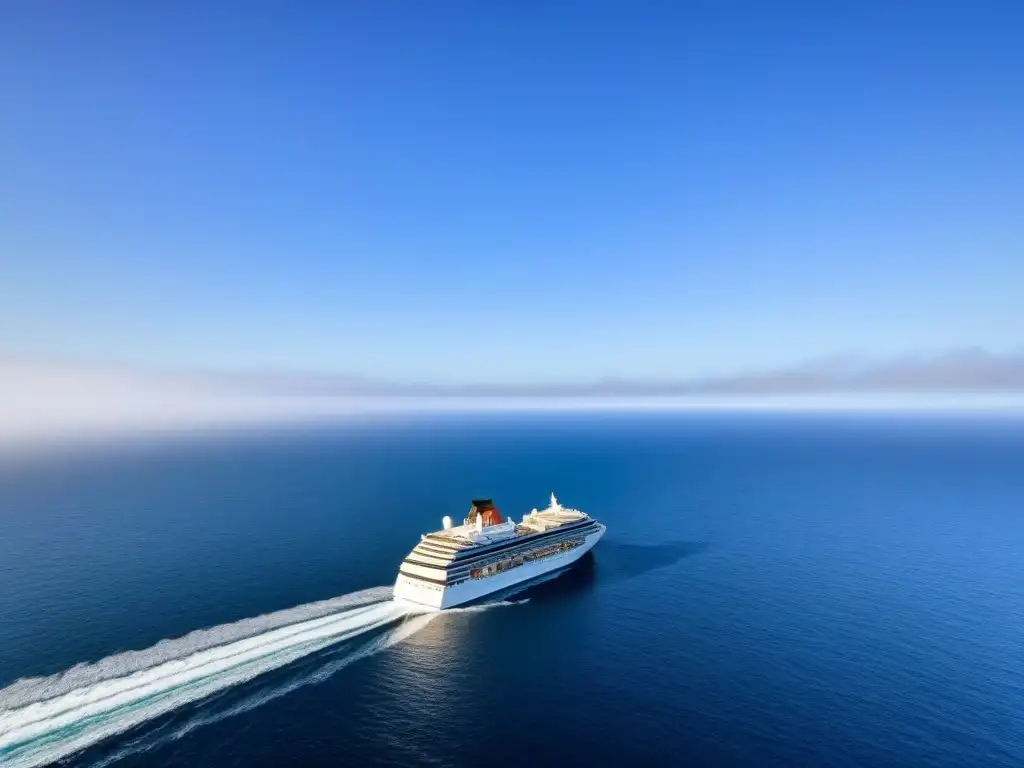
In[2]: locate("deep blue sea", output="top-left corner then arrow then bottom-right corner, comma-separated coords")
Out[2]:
2,412 -> 1024,767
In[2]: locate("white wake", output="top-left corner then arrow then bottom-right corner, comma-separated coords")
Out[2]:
86,611 -> 442,768
0,586 -> 423,768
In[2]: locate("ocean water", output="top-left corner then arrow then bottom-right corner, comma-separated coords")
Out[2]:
2,412 -> 1024,767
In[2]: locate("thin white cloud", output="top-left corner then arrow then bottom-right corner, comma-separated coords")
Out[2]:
168,347 -> 1024,398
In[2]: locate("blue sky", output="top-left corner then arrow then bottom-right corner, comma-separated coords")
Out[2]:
2,1 -> 1022,384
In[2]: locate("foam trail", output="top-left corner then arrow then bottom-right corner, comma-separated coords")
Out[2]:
91,598 -> 518,765
0,586 -> 393,712
88,612 -> 442,768
0,587 -> 405,768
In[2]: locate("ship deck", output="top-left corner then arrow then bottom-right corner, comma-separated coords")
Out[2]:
424,508 -> 589,551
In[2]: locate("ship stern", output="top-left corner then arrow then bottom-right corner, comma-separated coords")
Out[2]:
392,574 -> 446,611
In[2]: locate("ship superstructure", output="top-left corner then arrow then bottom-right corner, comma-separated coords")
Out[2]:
393,494 -> 605,610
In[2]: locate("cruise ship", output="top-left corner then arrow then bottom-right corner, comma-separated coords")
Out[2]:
393,494 -> 605,610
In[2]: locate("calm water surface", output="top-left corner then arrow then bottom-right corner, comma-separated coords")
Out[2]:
1,412 -> 1023,766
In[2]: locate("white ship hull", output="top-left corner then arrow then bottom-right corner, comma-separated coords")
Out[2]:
394,523 -> 605,610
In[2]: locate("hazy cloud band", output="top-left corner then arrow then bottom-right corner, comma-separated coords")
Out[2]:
2,349 -> 1023,445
